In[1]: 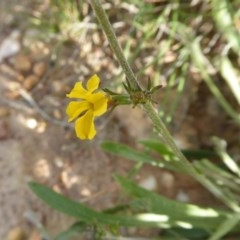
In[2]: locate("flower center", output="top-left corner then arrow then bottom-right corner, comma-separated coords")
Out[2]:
89,102 -> 94,111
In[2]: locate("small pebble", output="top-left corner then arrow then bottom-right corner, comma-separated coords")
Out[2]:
23,75 -> 39,90
176,189 -> 189,202
0,106 -> 10,117
7,227 -> 25,240
0,30 -> 21,62
0,120 -> 9,139
33,61 -> 47,77
4,90 -> 20,99
139,175 -> 157,191
53,109 -> 62,120
0,63 -> 24,82
13,55 -> 32,72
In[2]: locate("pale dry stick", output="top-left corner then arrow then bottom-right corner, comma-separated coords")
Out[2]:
18,88 -> 72,128
31,59 -> 52,95
0,96 -> 34,114
0,88 -> 72,128
89,0 -> 240,212
24,211 -> 51,240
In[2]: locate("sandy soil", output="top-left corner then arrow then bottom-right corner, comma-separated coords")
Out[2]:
1,1 -> 240,240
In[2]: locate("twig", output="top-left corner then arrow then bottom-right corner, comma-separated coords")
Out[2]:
1,90 -> 72,129
19,88 -> 72,128
24,211 -> 52,240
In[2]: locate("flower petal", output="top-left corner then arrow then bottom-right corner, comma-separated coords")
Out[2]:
89,92 -> 108,116
66,101 -> 90,122
75,110 -> 96,140
66,82 -> 88,99
87,74 -> 100,93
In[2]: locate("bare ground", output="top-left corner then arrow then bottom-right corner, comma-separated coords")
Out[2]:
1,1 -> 240,240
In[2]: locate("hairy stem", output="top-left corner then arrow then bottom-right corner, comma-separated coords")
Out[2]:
89,0 -> 140,91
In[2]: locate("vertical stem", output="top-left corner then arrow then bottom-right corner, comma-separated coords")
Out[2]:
89,0 -> 141,91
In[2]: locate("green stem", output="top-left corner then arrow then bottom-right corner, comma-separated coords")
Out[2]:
89,0 -> 140,91
89,0 -> 240,212
144,102 -> 240,212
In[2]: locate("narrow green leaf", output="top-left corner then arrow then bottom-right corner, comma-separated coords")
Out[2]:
29,182 -> 103,223
139,139 -> 175,158
54,221 -> 87,240
29,182 -> 183,229
191,38 -> 240,125
102,141 -> 194,174
181,149 -> 218,160
29,179 -> 240,235
211,0 -> 240,54
102,141 -> 164,165
140,139 -> 217,160
209,213 -> 240,240
219,57 -> 240,105
115,175 -> 232,231
161,227 -> 209,240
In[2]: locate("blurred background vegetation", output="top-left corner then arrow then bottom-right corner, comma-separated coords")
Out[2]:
1,0 -> 240,239
16,0 -> 240,126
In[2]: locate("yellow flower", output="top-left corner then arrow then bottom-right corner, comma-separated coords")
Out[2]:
66,74 -> 108,140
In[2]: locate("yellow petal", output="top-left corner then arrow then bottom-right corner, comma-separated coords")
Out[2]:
90,92 -> 108,116
75,110 -> 96,140
66,101 -> 90,122
87,74 -> 100,93
66,82 -> 88,99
